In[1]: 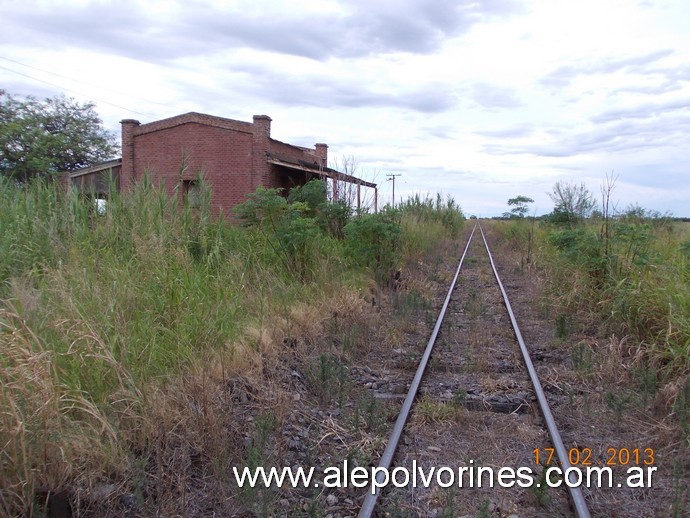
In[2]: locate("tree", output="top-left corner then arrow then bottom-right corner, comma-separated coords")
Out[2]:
506,195 -> 534,218
287,179 -> 328,216
0,90 -> 119,182
547,181 -> 595,225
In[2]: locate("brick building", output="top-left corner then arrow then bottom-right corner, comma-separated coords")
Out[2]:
67,112 -> 377,215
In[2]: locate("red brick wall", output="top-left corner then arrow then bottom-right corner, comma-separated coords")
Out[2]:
268,139 -> 325,190
133,122 -> 253,217
120,112 -> 331,217
121,119 -> 139,191
269,139 -> 322,167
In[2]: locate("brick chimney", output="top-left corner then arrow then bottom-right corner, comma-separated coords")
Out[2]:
253,114 -> 271,137
314,143 -> 328,167
120,119 -> 140,190
252,115 -> 272,189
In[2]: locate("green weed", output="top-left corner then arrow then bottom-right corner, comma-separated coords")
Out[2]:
392,289 -> 431,321
240,412 -> 279,514
571,342 -> 593,376
555,313 -> 571,340
350,392 -> 386,433
476,499 -> 491,518
414,395 -> 460,424
439,490 -> 457,517
631,363 -> 658,407
0,177 -> 466,516
604,390 -> 634,424
529,467 -> 553,507
307,353 -> 350,407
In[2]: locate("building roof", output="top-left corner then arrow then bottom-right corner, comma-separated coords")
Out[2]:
267,156 -> 377,188
66,158 -> 122,178
129,112 -> 256,136
68,112 -> 376,193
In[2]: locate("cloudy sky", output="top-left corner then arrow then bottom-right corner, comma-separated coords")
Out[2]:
2,0 -> 689,216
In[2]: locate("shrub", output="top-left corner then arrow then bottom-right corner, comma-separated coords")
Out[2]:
234,187 -> 329,279
318,200 -> 351,239
547,227 -> 606,280
541,215 -> 690,376
289,180 -> 352,239
233,186 -> 288,229
344,209 -> 401,286
287,179 -> 327,215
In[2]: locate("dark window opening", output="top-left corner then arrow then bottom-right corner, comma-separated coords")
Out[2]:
182,179 -> 201,208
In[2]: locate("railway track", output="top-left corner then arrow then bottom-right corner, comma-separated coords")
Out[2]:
359,223 -> 590,517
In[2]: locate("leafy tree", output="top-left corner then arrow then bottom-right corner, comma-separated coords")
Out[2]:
318,200 -> 351,239
233,186 -> 328,279
287,179 -> 327,215
233,186 -> 288,229
506,195 -> 534,218
289,179 -> 352,239
547,181 -> 595,225
0,90 -> 119,182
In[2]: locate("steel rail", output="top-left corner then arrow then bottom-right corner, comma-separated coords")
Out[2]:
478,224 -> 591,518
358,223 -> 478,518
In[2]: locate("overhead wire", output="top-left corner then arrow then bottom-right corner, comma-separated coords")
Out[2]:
0,55 -> 177,112
0,57 -> 173,119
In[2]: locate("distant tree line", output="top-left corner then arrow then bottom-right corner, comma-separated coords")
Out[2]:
501,180 -> 680,222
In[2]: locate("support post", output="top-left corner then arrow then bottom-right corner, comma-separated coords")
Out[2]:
386,173 -> 401,207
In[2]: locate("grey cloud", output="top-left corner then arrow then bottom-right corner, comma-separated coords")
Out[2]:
483,110 -> 690,158
610,82 -> 683,96
612,163 -> 689,189
661,64 -> 690,82
483,106 -> 690,158
423,125 -> 456,139
645,63 -> 690,92
223,64 -> 458,112
540,49 -> 675,89
359,156 -> 406,165
591,97 -> 690,123
476,124 -> 534,138
1,0 -> 523,63
0,77 -> 58,100
471,82 -> 523,109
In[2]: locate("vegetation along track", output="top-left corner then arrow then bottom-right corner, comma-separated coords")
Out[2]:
361,223 -> 590,517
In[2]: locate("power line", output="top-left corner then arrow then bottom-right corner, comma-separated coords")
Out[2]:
0,61 -> 161,119
0,55 -> 177,112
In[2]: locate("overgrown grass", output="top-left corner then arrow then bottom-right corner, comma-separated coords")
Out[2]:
492,215 -> 689,420
1,178 -> 256,513
0,176 -> 464,515
547,217 -> 689,376
398,193 -> 464,259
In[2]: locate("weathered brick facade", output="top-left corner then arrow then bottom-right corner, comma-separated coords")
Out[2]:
68,111 -> 376,215
122,113 -> 329,216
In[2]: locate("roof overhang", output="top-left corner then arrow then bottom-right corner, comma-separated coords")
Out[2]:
67,158 -> 122,179
267,157 -> 376,189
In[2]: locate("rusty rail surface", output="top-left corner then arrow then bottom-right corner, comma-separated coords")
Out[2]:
358,223 -> 590,518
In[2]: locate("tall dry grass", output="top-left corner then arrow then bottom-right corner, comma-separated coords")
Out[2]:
1,176 -> 465,514
0,305 -> 125,515
491,216 -> 689,428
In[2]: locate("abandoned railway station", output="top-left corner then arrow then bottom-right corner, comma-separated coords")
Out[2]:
66,112 -> 377,215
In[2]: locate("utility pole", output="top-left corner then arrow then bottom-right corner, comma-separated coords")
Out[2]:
386,173 -> 401,207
